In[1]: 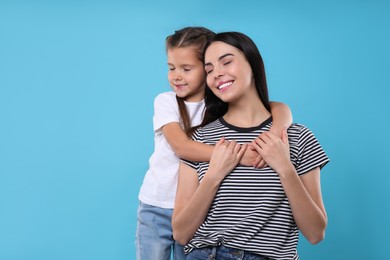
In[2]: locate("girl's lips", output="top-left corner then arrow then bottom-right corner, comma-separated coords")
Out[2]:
175,84 -> 187,89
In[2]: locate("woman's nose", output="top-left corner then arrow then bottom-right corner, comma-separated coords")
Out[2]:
213,65 -> 224,79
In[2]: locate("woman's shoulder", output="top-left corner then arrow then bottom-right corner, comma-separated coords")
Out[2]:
288,123 -> 310,133
195,119 -> 223,134
288,123 -> 322,144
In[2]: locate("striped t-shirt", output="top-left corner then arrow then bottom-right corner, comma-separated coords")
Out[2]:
183,117 -> 329,259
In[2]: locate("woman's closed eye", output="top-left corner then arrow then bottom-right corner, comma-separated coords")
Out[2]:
222,58 -> 232,66
205,65 -> 213,74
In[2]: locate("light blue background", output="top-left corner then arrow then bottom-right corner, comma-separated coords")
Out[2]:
1,0 -> 389,259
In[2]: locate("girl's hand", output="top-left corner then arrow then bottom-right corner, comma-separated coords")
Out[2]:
240,144 -> 267,168
251,128 -> 293,175
207,137 -> 246,182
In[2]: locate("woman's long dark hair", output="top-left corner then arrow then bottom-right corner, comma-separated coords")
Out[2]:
199,32 -> 271,127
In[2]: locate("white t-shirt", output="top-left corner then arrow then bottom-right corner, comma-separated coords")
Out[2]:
138,91 -> 205,209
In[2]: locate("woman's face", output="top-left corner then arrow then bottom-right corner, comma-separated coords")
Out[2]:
204,41 -> 254,103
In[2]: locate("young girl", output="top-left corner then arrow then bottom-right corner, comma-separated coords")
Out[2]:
172,32 -> 329,260
136,27 -> 293,260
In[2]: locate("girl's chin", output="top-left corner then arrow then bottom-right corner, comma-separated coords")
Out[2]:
174,90 -> 187,97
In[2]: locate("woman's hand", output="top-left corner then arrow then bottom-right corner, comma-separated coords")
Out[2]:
207,137 -> 246,182
251,128 -> 293,175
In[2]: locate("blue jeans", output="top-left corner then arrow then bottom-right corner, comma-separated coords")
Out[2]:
186,244 -> 269,260
136,201 -> 186,260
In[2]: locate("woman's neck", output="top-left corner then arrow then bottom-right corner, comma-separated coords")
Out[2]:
223,90 -> 271,128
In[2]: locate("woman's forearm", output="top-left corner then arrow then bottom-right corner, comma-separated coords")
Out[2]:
173,139 -> 245,245
172,173 -> 221,245
278,166 -> 327,244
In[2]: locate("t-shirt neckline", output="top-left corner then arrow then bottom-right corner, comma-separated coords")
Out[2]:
219,116 -> 272,132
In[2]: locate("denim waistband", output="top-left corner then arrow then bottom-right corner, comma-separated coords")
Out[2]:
190,244 -> 269,260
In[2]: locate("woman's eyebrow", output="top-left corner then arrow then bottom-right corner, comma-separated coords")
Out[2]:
205,53 -> 234,67
219,53 -> 234,61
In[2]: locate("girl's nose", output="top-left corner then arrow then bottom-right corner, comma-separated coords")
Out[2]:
175,74 -> 182,81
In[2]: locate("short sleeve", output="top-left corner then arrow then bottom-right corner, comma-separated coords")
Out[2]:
153,92 -> 180,132
295,127 -> 329,175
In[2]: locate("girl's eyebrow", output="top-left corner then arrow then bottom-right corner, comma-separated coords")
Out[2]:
205,53 -> 234,67
167,63 -> 195,67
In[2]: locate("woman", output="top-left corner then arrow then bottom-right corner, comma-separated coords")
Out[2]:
172,32 -> 329,259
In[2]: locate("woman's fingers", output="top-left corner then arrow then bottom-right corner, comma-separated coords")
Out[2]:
256,158 -> 267,169
237,143 -> 247,161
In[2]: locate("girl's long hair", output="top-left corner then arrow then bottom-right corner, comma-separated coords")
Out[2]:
165,27 -> 215,137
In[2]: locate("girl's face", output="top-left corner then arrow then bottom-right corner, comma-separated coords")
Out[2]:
204,41 -> 254,103
167,47 -> 206,102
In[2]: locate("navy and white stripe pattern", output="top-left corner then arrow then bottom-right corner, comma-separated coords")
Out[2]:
183,117 -> 329,259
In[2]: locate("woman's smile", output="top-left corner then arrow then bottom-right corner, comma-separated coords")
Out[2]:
217,80 -> 234,91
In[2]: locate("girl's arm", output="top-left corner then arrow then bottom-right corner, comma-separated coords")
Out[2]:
172,139 -> 246,245
269,101 -> 293,136
251,130 -> 327,244
162,122 -> 256,166
162,122 -> 213,162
